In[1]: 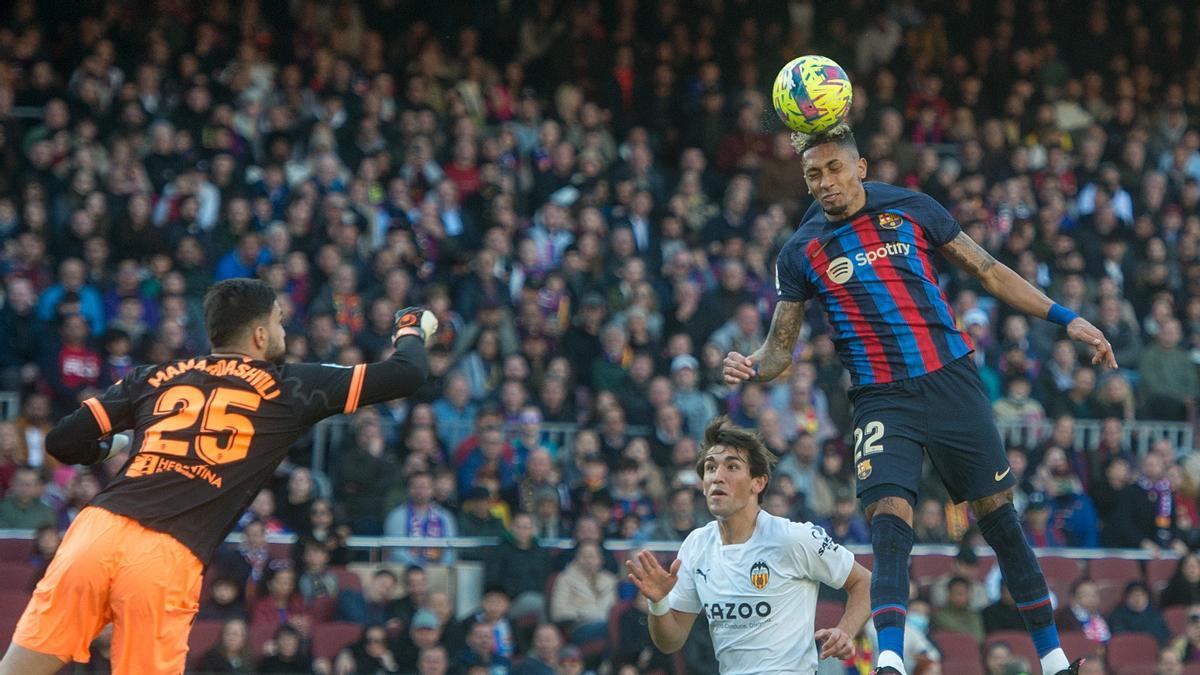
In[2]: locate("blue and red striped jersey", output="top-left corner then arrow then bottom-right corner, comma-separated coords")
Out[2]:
776,182 -> 973,386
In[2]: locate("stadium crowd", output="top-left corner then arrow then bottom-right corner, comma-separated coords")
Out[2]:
0,0 -> 1199,673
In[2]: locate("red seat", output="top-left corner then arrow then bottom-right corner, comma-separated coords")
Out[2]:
856,553 -> 874,571
330,566 -> 362,595
308,596 -> 337,623
1184,663 -> 1200,675
1107,633 -> 1160,671
1089,559 -> 1141,586
0,563 -> 35,592
249,620 -> 276,657
187,620 -> 223,663
312,621 -> 363,660
1057,630 -> 1098,660
268,542 -> 293,561
1166,606 -> 1189,636
932,630 -> 982,673
0,539 -> 29,563
977,555 -> 997,578
1038,556 -> 1084,585
1146,559 -> 1177,593
816,601 -> 842,630
911,554 -> 955,583
609,601 -> 631,651
1113,665 -> 1158,675
1097,582 -> 1126,615
986,630 -> 1039,670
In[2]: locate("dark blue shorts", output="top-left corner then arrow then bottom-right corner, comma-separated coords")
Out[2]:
849,355 -> 1015,506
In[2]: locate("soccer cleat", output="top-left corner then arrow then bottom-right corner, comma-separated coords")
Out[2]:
1053,658 -> 1085,675
871,667 -> 902,675
393,306 -> 438,346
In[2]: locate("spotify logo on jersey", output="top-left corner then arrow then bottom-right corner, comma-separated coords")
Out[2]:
826,257 -> 854,285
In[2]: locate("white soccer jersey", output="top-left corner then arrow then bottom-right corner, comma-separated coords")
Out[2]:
667,510 -> 854,674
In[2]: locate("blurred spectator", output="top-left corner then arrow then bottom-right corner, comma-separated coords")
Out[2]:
257,624 -> 314,674
198,576 -> 247,622
485,512 -> 550,624
343,624 -> 401,674
549,541 -> 618,645
1169,607 -> 1200,664
337,414 -> 403,535
1138,319 -> 1197,420
457,585 -> 516,662
213,518 -> 272,598
1109,453 -> 1189,554
816,489 -> 870,545
250,563 -> 311,639
1161,554 -> 1200,609
930,546 -> 989,611
913,499 -> 950,544
0,465 -> 55,529
196,618 -> 253,674
1107,581 -> 1170,645
643,487 -> 702,542
993,375 -> 1045,427
237,487 -> 288,534
455,620 -> 511,674
932,576 -> 986,644
296,538 -> 338,609
27,522 -> 60,588
514,623 -> 562,675
982,585 -> 1028,634
276,467 -> 318,534
396,608 -> 444,673
1157,646 -> 1185,675
1054,580 -> 1111,647
336,568 -> 404,629
384,471 -> 458,566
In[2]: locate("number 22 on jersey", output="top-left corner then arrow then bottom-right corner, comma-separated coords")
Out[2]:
141,385 -> 259,465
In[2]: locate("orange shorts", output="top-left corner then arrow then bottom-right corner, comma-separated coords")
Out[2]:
13,506 -> 203,674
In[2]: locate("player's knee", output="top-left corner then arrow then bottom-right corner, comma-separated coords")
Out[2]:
968,489 -> 1014,518
864,496 -> 913,524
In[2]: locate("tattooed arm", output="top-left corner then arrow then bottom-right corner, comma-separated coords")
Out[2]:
939,231 -> 1117,368
723,299 -> 805,385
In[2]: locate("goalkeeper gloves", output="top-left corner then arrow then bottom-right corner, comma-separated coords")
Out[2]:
393,306 -> 439,346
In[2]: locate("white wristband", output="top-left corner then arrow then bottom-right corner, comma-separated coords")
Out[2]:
648,596 -> 671,616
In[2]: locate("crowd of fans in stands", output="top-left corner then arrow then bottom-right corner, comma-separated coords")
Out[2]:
0,0 -> 1199,672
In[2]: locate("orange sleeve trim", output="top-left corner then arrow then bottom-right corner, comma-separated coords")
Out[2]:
83,397 -> 112,436
344,364 -> 366,414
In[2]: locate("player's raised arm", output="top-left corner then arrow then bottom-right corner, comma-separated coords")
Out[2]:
724,299 -> 806,385
288,307 -> 436,423
625,550 -> 698,653
938,232 -> 1118,369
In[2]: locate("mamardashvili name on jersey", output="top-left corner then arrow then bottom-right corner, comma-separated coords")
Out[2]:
777,182 -> 974,386
667,510 -> 853,675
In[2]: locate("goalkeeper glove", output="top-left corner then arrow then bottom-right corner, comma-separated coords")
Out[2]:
393,306 -> 439,346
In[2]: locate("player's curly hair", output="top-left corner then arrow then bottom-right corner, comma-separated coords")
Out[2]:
696,416 -> 777,504
790,121 -> 859,157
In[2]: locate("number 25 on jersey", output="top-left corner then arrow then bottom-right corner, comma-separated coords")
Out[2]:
141,385 -> 259,465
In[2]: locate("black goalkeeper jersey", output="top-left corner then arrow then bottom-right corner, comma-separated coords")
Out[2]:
76,338 -> 425,563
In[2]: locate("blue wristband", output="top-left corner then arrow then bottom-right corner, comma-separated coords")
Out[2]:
1047,303 -> 1079,327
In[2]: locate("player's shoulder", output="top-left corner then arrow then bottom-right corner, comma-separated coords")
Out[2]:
865,181 -> 947,214
678,520 -> 720,553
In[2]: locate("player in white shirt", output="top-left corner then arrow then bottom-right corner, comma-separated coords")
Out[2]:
626,417 -> 871,674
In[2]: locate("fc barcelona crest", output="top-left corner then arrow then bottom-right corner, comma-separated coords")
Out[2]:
750,560 -> 770,590
857,459 -> 872,480
877,213 -> 901,229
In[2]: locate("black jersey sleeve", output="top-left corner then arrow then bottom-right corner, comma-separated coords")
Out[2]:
282,335 -> 429,424
45,368 -> 145,465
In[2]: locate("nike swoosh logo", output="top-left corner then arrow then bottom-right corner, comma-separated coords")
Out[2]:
994,468 -> 1012,482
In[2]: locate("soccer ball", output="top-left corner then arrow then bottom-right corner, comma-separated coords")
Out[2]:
771,55 -> 853,134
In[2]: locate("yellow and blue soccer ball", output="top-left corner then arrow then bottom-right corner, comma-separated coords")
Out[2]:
771,55 -> 853,134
